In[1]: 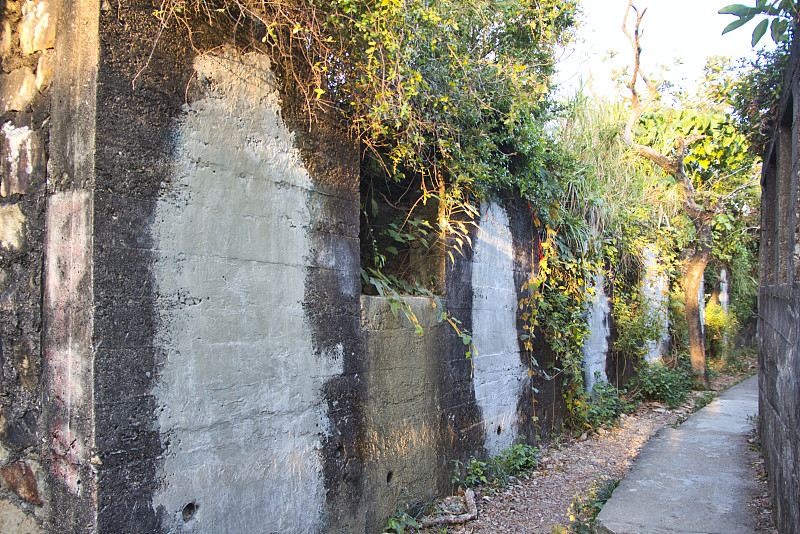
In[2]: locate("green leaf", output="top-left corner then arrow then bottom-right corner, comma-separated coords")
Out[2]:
722,15 -> 754,35
372,278 -> 385,296
718,4 -> 756,16
771,17 -> 789,42
752,18 -> 769,45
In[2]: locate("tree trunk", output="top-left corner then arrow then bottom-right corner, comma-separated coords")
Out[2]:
683,249 -> 710,389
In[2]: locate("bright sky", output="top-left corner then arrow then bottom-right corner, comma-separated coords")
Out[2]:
554,0 -> 769,98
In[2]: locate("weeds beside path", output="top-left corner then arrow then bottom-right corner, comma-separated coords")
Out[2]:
415,355 -> 774,533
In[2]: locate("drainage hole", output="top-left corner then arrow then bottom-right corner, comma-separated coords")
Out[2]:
182,502 -> 198,522
496,425 -> 502,435
386,471 -> 393,484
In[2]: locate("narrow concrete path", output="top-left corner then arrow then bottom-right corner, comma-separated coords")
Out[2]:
595,375 -> 759,534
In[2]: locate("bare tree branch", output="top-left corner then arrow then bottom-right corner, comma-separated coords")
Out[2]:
722,177 -> 760,201
622,0 -> 658,143
631,144 -> 677,174
620,2 -> 713,222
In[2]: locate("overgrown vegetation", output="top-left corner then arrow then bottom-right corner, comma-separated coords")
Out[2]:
565,381 -> 637,432
730,44 -> 790,155
150,0 -> 768,428
629,360 -> 693,408
705,300 -> 737,359
452,443 -> 541,489
552,477 -> 619,534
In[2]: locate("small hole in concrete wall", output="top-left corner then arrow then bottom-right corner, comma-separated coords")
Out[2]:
496,425 -> 502,435
386,471 -> 393,484
182,502 -> 198,522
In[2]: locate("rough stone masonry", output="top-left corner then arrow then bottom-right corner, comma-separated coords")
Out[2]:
758,30 -> 800,534
0,0 -> 52,530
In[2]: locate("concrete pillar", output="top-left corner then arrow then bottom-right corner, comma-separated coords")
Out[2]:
471,202 -> 527,454
42,0 -> 99,528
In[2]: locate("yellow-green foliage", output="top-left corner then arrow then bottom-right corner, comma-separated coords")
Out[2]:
705,301 -> 739,358
553,95 -> 671,240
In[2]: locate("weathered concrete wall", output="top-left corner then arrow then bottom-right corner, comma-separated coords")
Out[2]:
758,32 -> 800,534
758,285 -> 799,534
356,198 -> 580,530
40,0 -> 366,529
472,199 -> 564,444
358,201 -> 552,531
471,202 -> 528,454
89,0 -> 203,530
583,270 -> 611,393
151,49 -> 347,533
361,296 -> 446,533
0,0 -> 53,529
16,0 -> 630,531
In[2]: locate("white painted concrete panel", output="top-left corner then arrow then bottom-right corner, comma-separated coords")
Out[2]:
152,50 -> 338,533
471,202 -> 526,456
583,270 -> 610,393
642,247 -> 670,363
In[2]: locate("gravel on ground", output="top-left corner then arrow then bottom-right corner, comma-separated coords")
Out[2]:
414,357 -> 776,534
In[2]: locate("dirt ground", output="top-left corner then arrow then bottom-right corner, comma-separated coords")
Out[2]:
414,355 -> 777,534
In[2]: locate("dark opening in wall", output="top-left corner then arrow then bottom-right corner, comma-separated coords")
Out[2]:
359,149 -> 446,297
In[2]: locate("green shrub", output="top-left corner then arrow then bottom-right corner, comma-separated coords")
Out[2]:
452,456 -> 489,487
566,381 -> 636,432
586,382 -> 636,429
724,345 -> 756,373
452,443 -> 541,488
496,443 -> 541,474
629,360 -> 692,408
